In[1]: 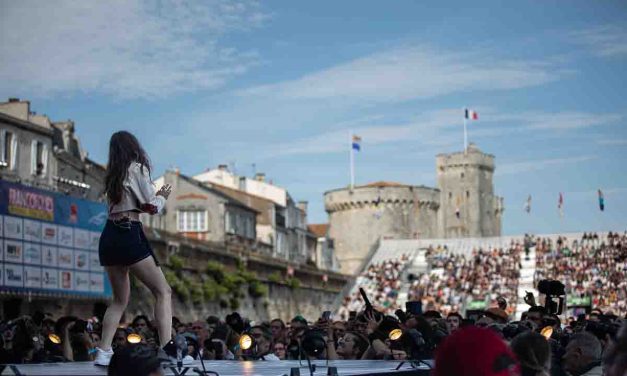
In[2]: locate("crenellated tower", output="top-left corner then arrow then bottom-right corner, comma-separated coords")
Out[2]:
436,143 -> 503,238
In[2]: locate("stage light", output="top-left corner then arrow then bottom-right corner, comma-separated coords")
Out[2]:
127,333 -> 142,344
541,326 -> 553,340
239,334 -> 253,350
48,334 -> 61,344
389,328 -> 403,341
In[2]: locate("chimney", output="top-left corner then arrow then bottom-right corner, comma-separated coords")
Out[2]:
254,173 -> 266,182
297,201 -> 308,214
218,164 -> 228,171
239,176 -> 246,191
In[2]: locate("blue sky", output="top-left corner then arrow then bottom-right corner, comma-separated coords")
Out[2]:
1,0 -> 626,235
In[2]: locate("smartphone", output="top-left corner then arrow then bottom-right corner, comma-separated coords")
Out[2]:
322,311 -> 332,321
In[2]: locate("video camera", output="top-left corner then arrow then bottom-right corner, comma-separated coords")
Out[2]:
537,279 -> 565,315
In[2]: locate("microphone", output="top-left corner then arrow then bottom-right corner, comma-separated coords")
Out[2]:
174,334 -> 187,369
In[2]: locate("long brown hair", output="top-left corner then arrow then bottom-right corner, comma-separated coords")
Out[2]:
104,131 -> 151,205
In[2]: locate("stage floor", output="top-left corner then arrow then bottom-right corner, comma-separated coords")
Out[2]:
1,360 -> 433,376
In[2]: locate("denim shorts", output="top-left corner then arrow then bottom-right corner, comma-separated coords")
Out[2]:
99,219 -> 159,267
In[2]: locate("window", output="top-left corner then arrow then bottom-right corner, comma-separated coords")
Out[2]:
466,191 -> 470,198
30,140 -> 48,176
177,210 -> 208,232
1,130 -> 17,169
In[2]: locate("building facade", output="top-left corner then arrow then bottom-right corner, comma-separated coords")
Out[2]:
142,171 -> 258,244
324,144 -> 504,275
194,166 -> 318,265
0,98 -> 105,201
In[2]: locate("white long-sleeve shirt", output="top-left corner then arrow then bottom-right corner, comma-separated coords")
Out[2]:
108,162 -> 166,215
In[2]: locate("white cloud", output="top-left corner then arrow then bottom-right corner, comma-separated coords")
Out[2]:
0,0 -> 268,99
497,155 -> 596,176
568,25 -> 627,58
238,46 -> 559,102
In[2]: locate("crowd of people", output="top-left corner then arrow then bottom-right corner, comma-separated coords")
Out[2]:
408,243 -> 522,316
340,255 -> 410,316
535,232 -> 627,318
0,298 -> 626,376
339,242 -> 523,318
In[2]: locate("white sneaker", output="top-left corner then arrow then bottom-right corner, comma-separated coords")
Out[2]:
94,347 -> 114,366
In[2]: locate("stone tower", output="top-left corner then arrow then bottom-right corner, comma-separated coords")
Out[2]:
436,143 -> 504,238
324,183 -> 440,275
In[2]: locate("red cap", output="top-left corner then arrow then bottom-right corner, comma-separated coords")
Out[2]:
434,327 -> 520,376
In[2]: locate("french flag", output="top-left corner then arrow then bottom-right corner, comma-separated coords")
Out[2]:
465,109 -> 478,120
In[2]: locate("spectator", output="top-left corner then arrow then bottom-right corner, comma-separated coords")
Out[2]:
510,332 -> 551,376
434,327 -> 520,376
270,319 -> 286,343
446,312 -> 463,333
273,340 -> 287,360
562,332 -> 603,376
335,332 -> 369,360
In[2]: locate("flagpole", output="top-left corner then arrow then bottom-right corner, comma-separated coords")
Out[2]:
349,131 -> 354,190
463,114 -> 468,153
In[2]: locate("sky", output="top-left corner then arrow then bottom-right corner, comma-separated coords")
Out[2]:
1,0 -> 626,235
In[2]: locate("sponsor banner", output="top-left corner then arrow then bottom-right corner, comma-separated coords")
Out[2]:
3,216 -> 23,240
4,240 -> 23,263
8,187 -> 54,221
24,266 -> 42,288
42,223 -> 58,245
58,226 -> 73,248
89,273 -> 104,293
57,248 -> 73,269
23,219 -> 42,242
75,272 -> 90,292
74,229 -> 90,250
23,243 -> 42,265
42,246 -> 57,267
89,232 -> 100,251
0,181 -> 111,298
42,268 -> 59,289
74,251 -> 89,271
4,264 -> 24,287
89,253 -> 103,272
59,270 -> 73,290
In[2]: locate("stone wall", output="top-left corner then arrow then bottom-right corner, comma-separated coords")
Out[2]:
0,229 -> 348,322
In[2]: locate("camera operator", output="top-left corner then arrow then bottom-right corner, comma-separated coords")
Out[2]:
562,332 -> 603,376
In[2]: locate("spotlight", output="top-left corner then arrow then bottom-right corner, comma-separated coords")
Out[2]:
389,328 -> 403,341
48,334 -> 61,344
127,333 -> 142,344
540,326 -> 553,340
239,334 -> 253,350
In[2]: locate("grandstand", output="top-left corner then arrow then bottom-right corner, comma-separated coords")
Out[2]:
337,232 -> 625,320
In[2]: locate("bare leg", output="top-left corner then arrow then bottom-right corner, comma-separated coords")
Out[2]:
130,257 -> 172,348
100,265 -> 130,350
